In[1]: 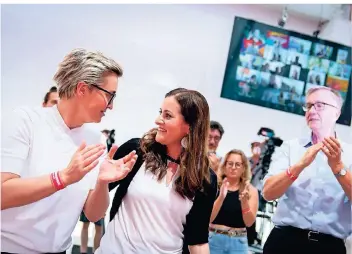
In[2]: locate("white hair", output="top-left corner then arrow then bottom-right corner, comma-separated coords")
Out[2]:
306,86 -> 343,110
53,48 -> 123,99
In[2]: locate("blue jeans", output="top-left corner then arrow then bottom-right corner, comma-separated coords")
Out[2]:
209,231 -> 248,254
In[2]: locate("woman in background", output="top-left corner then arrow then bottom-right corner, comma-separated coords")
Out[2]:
96,88 -> 218,254
209,149 -> 259,254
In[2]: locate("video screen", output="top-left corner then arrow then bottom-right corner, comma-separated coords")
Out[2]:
221,17 -> 352,126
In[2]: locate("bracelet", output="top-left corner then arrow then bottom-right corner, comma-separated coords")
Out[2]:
242,208 -> 251,214
50,172 -> 65,191
286,167 -> 297,181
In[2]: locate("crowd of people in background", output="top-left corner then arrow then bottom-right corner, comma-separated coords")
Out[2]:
1,48 -> 350,254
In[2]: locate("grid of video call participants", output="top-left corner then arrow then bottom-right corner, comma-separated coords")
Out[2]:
228,22 -> 352,120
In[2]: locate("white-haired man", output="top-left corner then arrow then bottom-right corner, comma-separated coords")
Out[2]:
1,49 -> 137,254
262,87 -> 351,254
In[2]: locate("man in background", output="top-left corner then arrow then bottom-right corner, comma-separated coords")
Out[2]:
208,120 -> 225,173
42,86 -> 59,107
263,87 -> 351,254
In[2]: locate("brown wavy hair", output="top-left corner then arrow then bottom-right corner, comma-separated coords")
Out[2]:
140,88 -> 210,200
218,149 -> 252,192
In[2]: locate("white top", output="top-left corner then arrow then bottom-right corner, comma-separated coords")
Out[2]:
1,105 -> 104,254
264,135 -> 352,239
96,163 -> 194,254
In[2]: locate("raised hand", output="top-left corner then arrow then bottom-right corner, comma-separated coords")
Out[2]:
61,142 -> 106,186
322,137 -> 343,172
219,177 -> 229,200
98,145 -> 138,184
239,181 -> 250,203
209,153 -> 221,172
297,142 -> 323,169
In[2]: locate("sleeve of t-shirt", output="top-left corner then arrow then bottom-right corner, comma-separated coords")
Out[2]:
184,169 -> 218,246
263,140 -> 291,185
1,107 -> 33,176
108,138 -> 141,192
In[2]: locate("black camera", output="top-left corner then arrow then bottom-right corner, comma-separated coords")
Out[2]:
106,129 -> 115,152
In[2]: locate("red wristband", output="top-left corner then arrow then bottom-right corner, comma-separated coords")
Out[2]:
242,208 -> 251,214
50,172 -> 65,191
286,167 -> 297,181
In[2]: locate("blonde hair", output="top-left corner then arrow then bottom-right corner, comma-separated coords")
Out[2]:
218,149 -> 251,191
306,86 -> 343,110
53,48 -> 123,99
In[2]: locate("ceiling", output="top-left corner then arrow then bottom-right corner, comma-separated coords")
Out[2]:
261,4 -> 350,22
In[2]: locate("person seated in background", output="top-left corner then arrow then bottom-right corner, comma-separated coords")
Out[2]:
97,88 -> 218,254
42,86 -> 59,107
263,86 -> 351,254
208,120 -> 225,173
209,149 -> 259,254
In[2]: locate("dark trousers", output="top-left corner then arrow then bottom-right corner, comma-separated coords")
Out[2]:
263,226 -> 346,254
247,221 -> 257,245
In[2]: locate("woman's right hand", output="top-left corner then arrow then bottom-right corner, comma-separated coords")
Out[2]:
60,142 -> 106,186
219,177 -> 229,200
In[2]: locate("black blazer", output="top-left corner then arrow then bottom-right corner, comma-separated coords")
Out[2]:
108,138 -> 218,253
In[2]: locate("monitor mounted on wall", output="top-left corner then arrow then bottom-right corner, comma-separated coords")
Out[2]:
221,17 -> 352,126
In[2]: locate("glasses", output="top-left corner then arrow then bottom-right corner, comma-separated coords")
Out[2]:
302,102 -> 337,112
91,84 -> 116,106
225,161 -> 243,169
209,135 -> 221,143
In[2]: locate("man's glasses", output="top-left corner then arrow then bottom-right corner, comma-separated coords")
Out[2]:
302,102 -> 337,112
209,135 -> 221,143
91,84 -> 116,106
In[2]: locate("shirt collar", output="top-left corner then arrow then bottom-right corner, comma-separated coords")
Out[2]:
302,132 -> 343,152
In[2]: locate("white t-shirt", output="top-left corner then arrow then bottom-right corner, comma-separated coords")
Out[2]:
95,163 -> 193,254
1,105 -> 104,254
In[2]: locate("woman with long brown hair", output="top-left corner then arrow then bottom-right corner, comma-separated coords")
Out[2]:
95,88 -> 218,254
209,149 -> 259,254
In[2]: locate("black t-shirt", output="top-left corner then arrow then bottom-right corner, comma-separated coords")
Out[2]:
212,190 -> 246,228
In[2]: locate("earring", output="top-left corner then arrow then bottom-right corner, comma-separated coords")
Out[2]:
181,136 -> 188,149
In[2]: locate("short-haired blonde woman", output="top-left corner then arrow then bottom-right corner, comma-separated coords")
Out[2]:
209,149 -> 259,254
1,49 -> 137,254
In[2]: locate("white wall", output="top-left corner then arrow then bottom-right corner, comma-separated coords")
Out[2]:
2,4 -> 351,156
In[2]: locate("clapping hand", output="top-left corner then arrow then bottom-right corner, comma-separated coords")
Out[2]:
322,137 -> 343,173
219,177 -> 229,200
98,145 -> 138,184
239,181 -> 250,203
61,142 -> 106,186
297,142 -> 323,169
209,153 -> 221,171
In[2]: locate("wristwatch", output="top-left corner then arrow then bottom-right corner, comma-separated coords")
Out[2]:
334,168 -> 347,177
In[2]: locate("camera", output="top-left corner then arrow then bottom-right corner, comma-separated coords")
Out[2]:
107,129 -> 115,152
251,127 -> 283,192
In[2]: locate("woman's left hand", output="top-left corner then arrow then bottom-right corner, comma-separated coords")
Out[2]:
98,145 -> 138,184
239,181 -> 250,203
